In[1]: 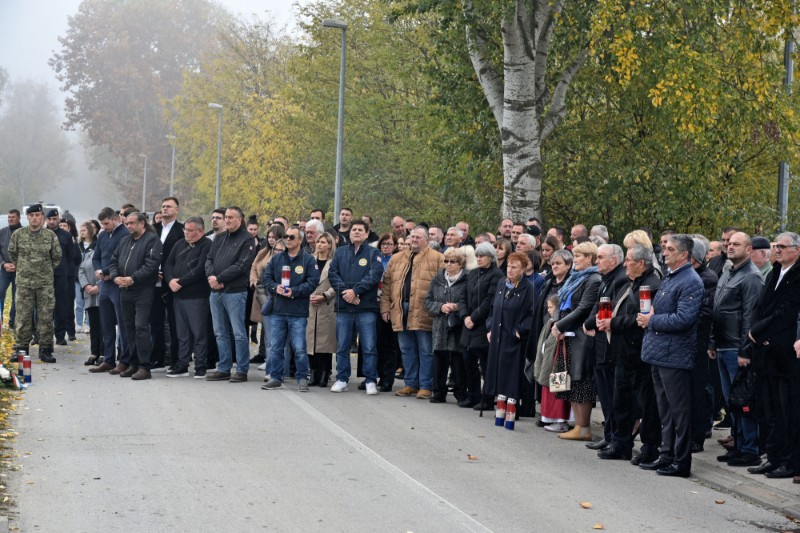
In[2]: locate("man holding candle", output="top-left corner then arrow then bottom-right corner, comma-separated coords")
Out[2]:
637,234 -> 704,477
596,244 -> 662,462
584,244 -> 629,451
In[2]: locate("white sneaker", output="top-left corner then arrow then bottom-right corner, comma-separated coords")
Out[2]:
258,362 -> 267,371
330,380 -> 348,393
544,422 -> 569,433
82,325 -> 90,334
365,382 -> 378,395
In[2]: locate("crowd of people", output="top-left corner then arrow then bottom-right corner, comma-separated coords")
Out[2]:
1,201 -> 799,484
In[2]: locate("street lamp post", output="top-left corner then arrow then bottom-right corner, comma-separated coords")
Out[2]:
208,103 -> 223,209
322,19 -> 348,225
140,154 -> 148,213
167,135 -> 177,197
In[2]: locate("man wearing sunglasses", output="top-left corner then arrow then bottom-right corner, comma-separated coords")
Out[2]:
262,226 -> 320,392
749,232 -> 800,480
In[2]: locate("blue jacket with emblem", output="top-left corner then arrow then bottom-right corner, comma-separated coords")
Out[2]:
641,262 -> 704,369
327,242 -> 383,313
262,250 -> 320,317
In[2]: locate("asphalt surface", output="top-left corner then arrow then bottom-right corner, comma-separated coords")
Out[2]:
8,334 -> 800,532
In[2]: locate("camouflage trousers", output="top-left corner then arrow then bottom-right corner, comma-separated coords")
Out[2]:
14,284 -> 55,350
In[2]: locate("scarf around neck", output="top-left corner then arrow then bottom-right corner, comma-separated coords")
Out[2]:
558,265 -> 598,310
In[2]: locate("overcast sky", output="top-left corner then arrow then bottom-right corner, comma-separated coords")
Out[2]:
0,0 -> 306,87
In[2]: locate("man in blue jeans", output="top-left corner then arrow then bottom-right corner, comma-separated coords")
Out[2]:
327,221 -> 383,394
709,232 -> 764,466
261,225 -> 319,392
381,226 -> 444,399
205,207 -> 256,383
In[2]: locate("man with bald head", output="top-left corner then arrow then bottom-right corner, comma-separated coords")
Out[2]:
710,232 -> 763,466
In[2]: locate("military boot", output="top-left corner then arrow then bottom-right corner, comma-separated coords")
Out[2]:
39,347 -> 57,364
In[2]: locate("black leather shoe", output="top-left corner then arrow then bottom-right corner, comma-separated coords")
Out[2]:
656,463 -> 691,478
472,401 -> 493,411
717,451 -> 740,462
457,398 -> 478,408
748,461 -> 778,475
727,454 -> 761,467
429,396 -> 446,404
586,438 -> 609,450
39,352 -> 57,364
378,382 -> 393,393
639,457 -> 672,471
55,338 -> 67,346
765,465 -> 796,479
598,445 -> 632,460
358,381 -> 367,391
690,442 -> 704,454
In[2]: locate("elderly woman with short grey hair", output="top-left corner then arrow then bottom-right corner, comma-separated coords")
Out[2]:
424,247 -> 468,403
457,242 -> 504,409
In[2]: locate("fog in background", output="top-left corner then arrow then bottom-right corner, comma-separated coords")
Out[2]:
0,0 -> 303,221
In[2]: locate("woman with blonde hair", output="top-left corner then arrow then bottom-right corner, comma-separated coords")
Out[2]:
307,232 -> 337,386
249,224 -> 286,369
551,241 -> 602,441
623,230 -> 662,275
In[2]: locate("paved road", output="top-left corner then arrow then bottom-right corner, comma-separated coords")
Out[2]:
9,336 -> 800,532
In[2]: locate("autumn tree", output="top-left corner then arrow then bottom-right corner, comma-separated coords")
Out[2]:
167,18 -> 302,220
50,0 -> 230,207
540,0 -> 800,237
0,80 -> 72,209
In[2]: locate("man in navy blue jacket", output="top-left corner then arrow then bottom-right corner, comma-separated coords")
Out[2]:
262,225 -> 320,391
90,208 -> 130,374
327,221 -> 384,394
639,234 -> 704,478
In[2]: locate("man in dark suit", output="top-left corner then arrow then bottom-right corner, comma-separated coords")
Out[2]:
749,232 -> 800,480
150,197 -> 184,371
46,209 -> 79,345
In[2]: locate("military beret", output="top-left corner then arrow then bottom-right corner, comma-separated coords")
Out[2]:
526,224 -> 541,237
751,236 -> 771,250
26,204 -> 43,214
46,209 -> 59,218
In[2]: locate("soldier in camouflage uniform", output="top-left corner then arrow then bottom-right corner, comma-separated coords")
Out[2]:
8,204 -> 62,363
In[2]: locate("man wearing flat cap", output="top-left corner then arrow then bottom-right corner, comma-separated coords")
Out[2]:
45,208 -> 79,345
8,204 -> 62,363
751,237 -> 773,281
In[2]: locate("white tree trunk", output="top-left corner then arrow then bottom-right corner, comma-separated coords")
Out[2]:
464,0 -> 585,222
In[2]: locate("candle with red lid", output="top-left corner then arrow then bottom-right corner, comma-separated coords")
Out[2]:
639,285 -> 652,313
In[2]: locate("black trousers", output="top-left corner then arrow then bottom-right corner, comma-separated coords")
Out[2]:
120,289 -> 154,369
309,353 -> 332,372
758,362 -> 800,471
86,307 -> 102,356
690,350 -> 714,445
149,287 -> 178,367
66,276 -> 76,337
613,361 -> 660,455
595,361 -> 617,441
433,350 -> 466,401
53,275 -> 70,340
465,346 -> 489,404
651,365 -> 692,468
376,317 -> 399,386
174,297 -> 210,372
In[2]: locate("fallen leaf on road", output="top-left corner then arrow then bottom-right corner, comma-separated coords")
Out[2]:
592,524 -> 604,530
689,491 -> 698,494
467,454 -> 478,460
715,500 -> 725,505
580,502 -> 593,509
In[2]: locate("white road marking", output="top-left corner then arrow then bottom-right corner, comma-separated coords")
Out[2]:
284,392 -> 495,533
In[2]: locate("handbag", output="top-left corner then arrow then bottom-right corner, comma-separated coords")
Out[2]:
729,366 -> 755,416
446,312 -> 459,332
548,339 -> 571,392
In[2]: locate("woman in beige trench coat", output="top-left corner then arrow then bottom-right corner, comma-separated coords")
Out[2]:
307,232 -> 337,386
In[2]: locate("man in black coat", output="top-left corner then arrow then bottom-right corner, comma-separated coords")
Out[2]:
597,244 -> 662,463
749,232 -> 800,479
46,209 -> 79,345
163,216 -> 211,378
690,238 -> 718,453
584,244 -> 630,451
150,197 -> 184,371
